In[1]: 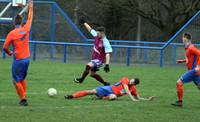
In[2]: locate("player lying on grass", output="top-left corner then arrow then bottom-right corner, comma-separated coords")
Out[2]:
3,0 -> 33,106
74,16 -> 112,86
65,77 -> 154,101
172,32 -> 200,107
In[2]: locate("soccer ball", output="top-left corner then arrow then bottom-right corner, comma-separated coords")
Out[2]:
47,88 -> 57,97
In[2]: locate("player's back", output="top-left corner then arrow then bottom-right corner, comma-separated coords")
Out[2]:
10,26 -> 30,60
111,77 -> 135,97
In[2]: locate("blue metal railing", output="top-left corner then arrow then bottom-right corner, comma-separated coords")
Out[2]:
0,39 -> 198,66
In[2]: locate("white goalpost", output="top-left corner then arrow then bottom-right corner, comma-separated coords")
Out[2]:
0,0 -> 27,22
12,0 -> 26,7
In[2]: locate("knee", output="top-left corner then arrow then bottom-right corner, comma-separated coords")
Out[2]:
87,89 -> 97,94
85,65 -> 91,71
177,79 -> 183,85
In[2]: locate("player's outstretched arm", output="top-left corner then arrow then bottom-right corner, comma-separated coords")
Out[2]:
123,84 -> 139,102
79,16 -> 92,32
3,33 -> 13,56
24,0 -> 33,31
136,95 -> 155,101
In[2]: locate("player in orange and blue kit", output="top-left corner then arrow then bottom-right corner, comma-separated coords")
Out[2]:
3,0 -> 33,106
65,77 -> 154,102
172,32 -> 200,107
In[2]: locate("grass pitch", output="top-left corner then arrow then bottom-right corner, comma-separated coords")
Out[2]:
0,59 -> 200,122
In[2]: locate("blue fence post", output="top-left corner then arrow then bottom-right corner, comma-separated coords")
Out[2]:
2,49 -> 6,59
84,40 -> 89,62
160,50 -> 163,67
63,45 -> 67,63
33,43 -> 36,61
126,48 -> 131,66
143,43 -> 148,64
50,3 -> 55,61
173,44 -> 177,65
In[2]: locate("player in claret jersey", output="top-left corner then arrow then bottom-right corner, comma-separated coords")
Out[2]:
65,77 -> 154,102
3,0 -> 33,106
74,16 -> 112,86
172,32 -> 200,107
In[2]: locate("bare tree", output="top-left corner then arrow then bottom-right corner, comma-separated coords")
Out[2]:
123,0 -> 200,40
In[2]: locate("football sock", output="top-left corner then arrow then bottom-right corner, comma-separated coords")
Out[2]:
73,91 -> 89,98
80,65 -> 91,81
91,74 -> 106,85
176,82 -> 183,102
21,80 -> 27,94
15,82 -> 26,100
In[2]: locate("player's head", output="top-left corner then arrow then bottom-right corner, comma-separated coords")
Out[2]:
130,78 -> 140,85
96,26 -> 105,39
182,32 -> 192,44
14,14 -> 23,26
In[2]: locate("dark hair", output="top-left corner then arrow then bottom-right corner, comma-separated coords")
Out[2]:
14,14 -> 23,25
183,32 -> 192,40
96,26 -> 105,32
134,78 -> 140,85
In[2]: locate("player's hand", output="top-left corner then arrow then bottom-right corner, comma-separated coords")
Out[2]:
148,96 -> 155,101
79,16 -> 86,24
132,99 -> 139,102
195,66 -> 200,72
28,0 -> 33,8
104,64 -> 110,72
8,51 -> 13,56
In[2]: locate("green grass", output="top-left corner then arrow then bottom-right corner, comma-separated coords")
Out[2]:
0,59 -> 200,122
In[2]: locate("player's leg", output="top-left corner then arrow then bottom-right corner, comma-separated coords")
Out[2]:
64,89 -> 97,99
12,59 -> 29,106
193,75 -> 200,90
13,80 -> 26,101
74,62 -> 94,83
172,69 -> 195,107
21,59 -> 30,96
90,71 -> 110,86
89,60 -> 110,86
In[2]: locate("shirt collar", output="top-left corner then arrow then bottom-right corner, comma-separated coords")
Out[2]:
15,25 -> 22,28
185,42 -> 191,48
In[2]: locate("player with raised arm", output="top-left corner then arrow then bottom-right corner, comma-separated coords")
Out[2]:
3,0 -> 33,106
65,77 -> 154,102
74,16 -> 112,86
172,32 -> 200,107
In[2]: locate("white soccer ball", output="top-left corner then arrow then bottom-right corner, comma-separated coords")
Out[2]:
48,88 -> 57,97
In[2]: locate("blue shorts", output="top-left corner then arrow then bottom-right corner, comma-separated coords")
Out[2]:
95,86 -> 113,97
180,69 -> 200,85
12,58 -> 30,82
91,59 -> 103,72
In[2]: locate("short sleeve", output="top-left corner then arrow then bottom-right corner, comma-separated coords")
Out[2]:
103,37 -> 112,53
90,29 -> 97,37
121,77 -> 129,85
130,86 -> 138,97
